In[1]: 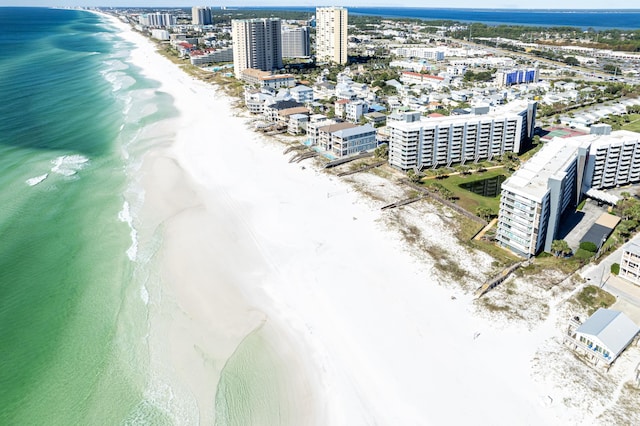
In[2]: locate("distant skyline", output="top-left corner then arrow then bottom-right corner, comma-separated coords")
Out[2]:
0,1 -> 638,10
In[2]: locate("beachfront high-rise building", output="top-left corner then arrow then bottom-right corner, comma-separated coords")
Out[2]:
139,12 -> 176,28
282,27 -> 310,58
192,6 -> 213,26
496,126 -> 640,257
387,101 -> 537,171
496,138 -> 590,257
315,7 -> 348,65
232,18 -> 283,79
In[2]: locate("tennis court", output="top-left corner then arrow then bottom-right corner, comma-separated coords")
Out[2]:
541,126 -> 588,140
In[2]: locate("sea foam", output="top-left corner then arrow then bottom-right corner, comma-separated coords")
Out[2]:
118,200 -> 138,262
26,173 -> 49,186
51,155 -> 89,176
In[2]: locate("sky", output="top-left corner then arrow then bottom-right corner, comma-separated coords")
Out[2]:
0,1 -> 637,9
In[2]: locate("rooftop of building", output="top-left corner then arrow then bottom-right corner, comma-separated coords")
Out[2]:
387,100 -> 533,129
624,241 -> 640,257
576,308 -> 640,356
318,122 -> 357,133
332,124 -> 376,139
278,106 -> 309,117
290,85 -> 312,92
401,71 -> 445,81
503,137 -> 591,202
241,68 -> 294,81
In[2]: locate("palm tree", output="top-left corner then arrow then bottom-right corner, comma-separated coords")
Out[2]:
550,239 -> 572,257
476,207 -> 493,222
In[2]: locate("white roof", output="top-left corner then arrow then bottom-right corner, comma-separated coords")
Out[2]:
388,100 -> 532,131
577,308 -> 639,356
624,241 -> 640,257
502,138 -> 590,201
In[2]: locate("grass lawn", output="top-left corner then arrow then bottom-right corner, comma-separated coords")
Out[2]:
599,113 -> 640,132
622,114 -> 640,132
421,167 -> 511,216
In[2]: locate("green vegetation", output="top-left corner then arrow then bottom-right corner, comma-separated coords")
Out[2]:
521,254 -> 581,275
579,241 -> 598,253
611,263 -> 620,275
575,285 -> 617,315
451,22 -> 640,53
574,248 -> 595,261
463,70 -> 495,82
421,167 -> 510,219
551,239 -> 572,257
598,113 -> 640,133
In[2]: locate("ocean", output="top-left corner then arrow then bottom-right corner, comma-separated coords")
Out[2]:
0,7 -> 175,424
247,7 -> 640,30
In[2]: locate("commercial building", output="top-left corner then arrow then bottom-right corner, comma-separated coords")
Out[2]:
620,241 -> 640,286
282,27 -> 310,58
387,101 -> 537,171
192,6 -> 212,26
495,68 -> 539,86
392,47 -> 445,61
232,18 -> 283,78
315,7 -> 348,65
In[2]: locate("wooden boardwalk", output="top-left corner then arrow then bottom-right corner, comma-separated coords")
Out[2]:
324,152 -> 373,168
474,261 -> 524,298
380,195 -> 425,210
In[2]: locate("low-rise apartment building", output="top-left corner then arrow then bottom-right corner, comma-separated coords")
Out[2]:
620,241 -> 640,286
241,69 -> 295,89
317,123 -> 377,158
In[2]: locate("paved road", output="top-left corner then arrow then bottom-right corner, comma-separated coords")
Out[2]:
580,235 -> 640,320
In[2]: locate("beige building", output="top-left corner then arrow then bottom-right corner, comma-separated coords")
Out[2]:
315,7 -> 348,65
232,18 -> 283,78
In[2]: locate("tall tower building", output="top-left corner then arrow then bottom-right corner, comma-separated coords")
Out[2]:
315,7 -> 348,65
282,26 -> 310,58
232,18 -> 283,78
192,6 -> 212,26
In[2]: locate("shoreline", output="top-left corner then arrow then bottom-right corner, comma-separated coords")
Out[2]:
94,11 -> 639,426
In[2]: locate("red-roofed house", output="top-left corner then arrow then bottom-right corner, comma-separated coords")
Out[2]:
401,71 -> 445,86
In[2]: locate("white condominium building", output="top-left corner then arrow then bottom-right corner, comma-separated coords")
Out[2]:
192,6 -> 212,26
387,101 -> 537,171
282,27 -> 310,58
496,139 -> 591,257
232,18 -> 283,78
497,126 -> 640,257
139,13 -> 176,27
582,129 -> 640,190
316,7 -> 348,65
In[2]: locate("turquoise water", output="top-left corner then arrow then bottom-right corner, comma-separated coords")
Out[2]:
0,8 -> 175,424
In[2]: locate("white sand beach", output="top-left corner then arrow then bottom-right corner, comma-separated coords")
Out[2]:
101,14 -> 640,426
